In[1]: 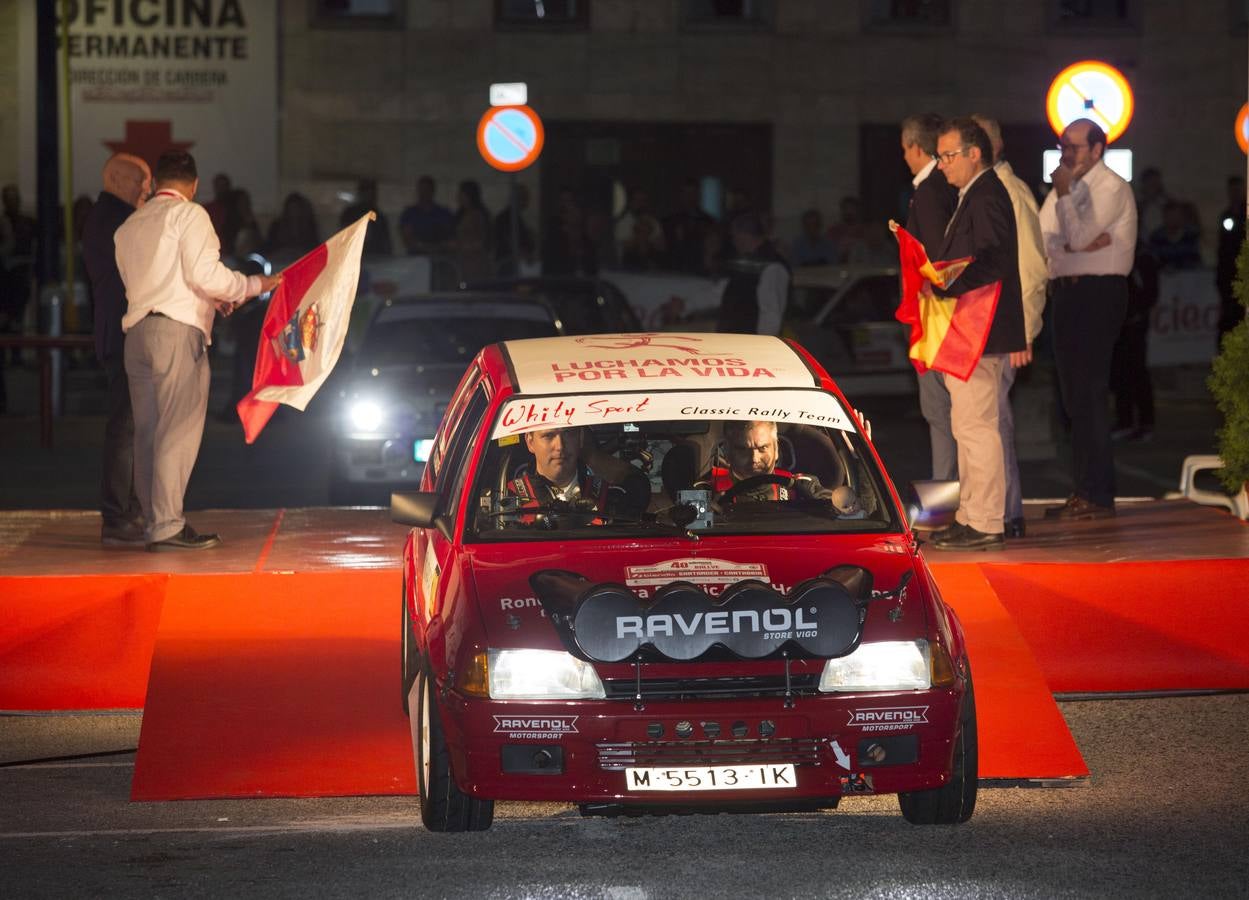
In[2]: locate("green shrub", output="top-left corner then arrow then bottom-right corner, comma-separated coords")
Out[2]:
1209,238 -> 1249,493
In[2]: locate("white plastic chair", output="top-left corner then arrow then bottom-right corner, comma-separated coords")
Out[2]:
1178,455 -> 1249,520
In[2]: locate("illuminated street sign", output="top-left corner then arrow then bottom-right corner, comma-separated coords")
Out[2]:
490,82 -> 528,107
1046,60 -> 1134,142
476,105 -> 544,172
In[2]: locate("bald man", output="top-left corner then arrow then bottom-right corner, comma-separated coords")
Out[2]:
82,153 -> 152,545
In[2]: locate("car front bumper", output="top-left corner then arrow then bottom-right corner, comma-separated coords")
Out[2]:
437,688 -> 964,805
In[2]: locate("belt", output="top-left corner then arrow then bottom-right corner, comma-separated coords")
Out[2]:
1050,274 -> 1124,287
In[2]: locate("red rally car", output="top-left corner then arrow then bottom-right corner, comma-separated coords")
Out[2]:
392,332 -> 976,832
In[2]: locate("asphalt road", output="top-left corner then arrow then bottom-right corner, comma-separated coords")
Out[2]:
2,695 -> 1247,898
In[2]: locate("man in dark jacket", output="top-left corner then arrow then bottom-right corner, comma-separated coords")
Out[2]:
927,118 -> 1026,552
81,153 -> 151,544
902,113 -> 959,482
716,213 -> 790,335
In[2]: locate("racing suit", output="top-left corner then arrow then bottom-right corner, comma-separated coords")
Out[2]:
697,466 -> 832,503
506,466 -> 611,524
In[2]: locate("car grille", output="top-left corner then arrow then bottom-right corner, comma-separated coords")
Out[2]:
596,738 -> 823,771
602,674 -> 820,702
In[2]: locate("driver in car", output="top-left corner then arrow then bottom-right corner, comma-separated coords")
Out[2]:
507,426 -> 649,521
699,420 -> 856,512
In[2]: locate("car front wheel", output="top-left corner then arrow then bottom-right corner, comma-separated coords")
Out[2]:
897,669 -> 978,825
413,670 -> 494,832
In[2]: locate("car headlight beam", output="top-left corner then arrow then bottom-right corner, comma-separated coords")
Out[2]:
818,639 -> 932,692
486,648 -> 606,700
349,400 -> 385,432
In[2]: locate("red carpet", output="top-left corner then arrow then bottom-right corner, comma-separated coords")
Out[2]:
928,564 -> 1088,780
130,572 -> 414,800
981,559 -> 1249,694
0,574 -> 167,710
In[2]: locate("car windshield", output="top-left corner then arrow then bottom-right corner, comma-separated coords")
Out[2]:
360,300 -> 558,366
466,390 -> 898,541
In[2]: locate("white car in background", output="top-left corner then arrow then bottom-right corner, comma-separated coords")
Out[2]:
783,265 -> 913,397
652,264 -> 914,397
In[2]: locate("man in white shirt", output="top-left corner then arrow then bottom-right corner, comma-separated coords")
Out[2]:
116,151 -> 281,551
1039,118 -> 1137,520
973,115 -> 1048,538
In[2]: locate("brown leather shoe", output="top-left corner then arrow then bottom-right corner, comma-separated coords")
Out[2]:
1050,497 -> 1115,520
1043,495 -> 1079,519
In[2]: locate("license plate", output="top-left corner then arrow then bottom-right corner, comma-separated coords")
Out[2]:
624,764 -> 797,792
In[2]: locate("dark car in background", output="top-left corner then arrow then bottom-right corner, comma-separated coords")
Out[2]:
330,293 -> 562,503
463,277 -> 642,335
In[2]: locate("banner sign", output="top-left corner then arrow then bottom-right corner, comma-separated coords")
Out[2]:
491,389 -> 855,438
1147,268 -> 1222,367
18,1 -> 278,212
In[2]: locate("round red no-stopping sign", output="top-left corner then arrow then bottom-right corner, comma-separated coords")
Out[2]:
477,105 -> 544,172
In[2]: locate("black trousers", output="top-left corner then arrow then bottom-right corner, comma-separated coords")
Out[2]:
1051,275 -> 1128,508
1111,316 -> 1154,430
101,352 -> 142,527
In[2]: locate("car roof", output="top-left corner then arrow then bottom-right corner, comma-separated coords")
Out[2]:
495,333 -> 824,395
371,292 -> 561,328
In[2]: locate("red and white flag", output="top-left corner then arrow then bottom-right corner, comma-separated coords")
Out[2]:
236,213 -> 373,443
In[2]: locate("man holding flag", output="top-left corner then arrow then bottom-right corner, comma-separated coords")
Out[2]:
117,151 -> 282,551
910,118 -> 1026,551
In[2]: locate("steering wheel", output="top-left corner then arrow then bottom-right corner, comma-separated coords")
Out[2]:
718,473 -> 794,504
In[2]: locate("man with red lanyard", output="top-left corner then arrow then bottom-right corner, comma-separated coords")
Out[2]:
116,151 -> 281,551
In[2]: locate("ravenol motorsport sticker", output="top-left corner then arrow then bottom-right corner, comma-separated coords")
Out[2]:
493,716 -> 579,739
847,706 -> 929,732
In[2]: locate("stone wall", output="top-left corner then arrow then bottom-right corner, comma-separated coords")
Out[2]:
0,1 -> 18,189
276,0 -> 1246,255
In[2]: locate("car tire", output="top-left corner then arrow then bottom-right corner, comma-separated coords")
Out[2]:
898,668 -> 978,825
400,588 -> 419,715
414,670 -> 494,832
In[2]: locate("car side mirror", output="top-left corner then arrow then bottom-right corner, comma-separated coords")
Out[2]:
391,491 -> 452,540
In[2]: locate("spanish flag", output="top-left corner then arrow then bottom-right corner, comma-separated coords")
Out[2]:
891,223 -> 1000,382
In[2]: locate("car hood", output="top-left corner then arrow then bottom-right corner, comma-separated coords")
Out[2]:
466,534 -> 924,661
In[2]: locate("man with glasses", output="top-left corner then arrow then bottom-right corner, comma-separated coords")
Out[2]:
901,113 -> 959,485
1039,118 -> 1137,520
972,114 -> 1048,538
927,118 -> 1026,551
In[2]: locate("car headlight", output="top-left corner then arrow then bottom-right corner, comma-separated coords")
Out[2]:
479,648 -> 606,700
349,400 -> 385,432
818,640 -> 932,692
